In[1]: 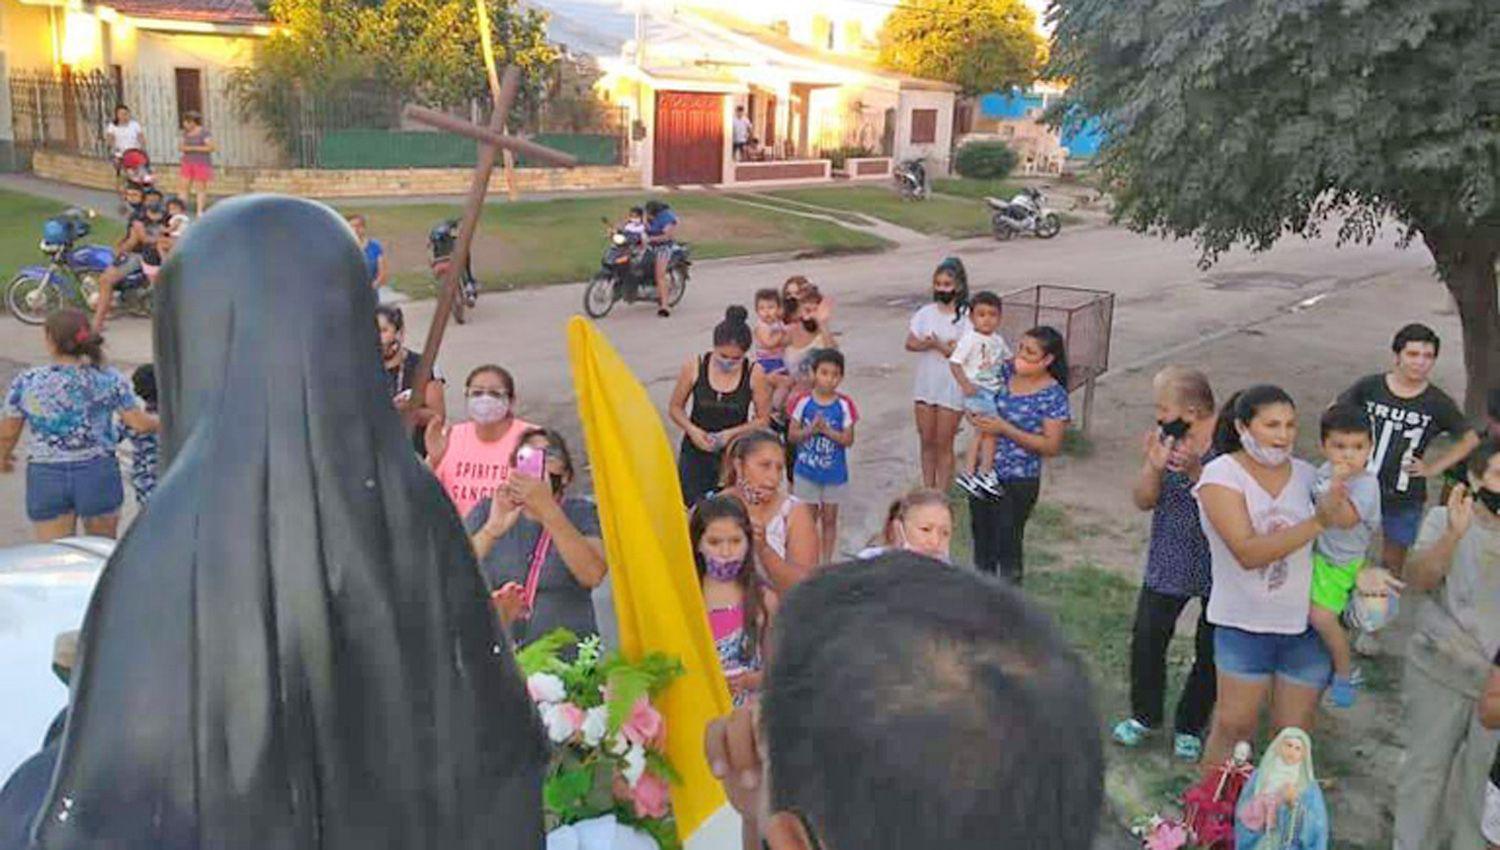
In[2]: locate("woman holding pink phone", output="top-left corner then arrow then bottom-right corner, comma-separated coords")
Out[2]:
465,428 -> 608,647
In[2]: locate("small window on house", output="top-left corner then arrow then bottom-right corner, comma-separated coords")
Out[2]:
110,64 -> 124,102
910,108 -> 938,144
174,68 -> 203,123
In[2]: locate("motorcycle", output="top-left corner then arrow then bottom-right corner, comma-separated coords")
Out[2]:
894,158 -> 928,201
582,220 -> 690,318
987,188 -> 1062,241
6,209 -> 151,325
428,219 -> 479,324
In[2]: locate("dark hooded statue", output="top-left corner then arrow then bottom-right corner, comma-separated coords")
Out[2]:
29,195 -> 545,848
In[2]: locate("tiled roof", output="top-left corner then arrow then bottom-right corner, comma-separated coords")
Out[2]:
106,0 -> 270,25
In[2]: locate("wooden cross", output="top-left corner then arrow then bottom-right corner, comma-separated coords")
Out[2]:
401,0 -> 578,410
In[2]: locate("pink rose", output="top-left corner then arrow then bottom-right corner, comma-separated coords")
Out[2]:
630,772 -> 671,819
1144,820 -> 1187,850
621,696 -> 665,748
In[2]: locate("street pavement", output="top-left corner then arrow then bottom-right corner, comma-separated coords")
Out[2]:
0,203 -> 1435,550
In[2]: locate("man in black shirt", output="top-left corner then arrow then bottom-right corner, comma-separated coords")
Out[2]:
1338,323 -> 1478,574
376,304 -> 445,456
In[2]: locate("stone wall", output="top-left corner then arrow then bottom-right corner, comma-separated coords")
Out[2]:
31,151 -> 643,199
731,159 -> 832,184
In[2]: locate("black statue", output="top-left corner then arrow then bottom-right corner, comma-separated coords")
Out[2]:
28,195 -> 544,848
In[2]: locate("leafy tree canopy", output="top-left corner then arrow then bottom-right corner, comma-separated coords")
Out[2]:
877,0 -> 1045,96
1048,0 -> 1500,410
252,0 -> 555,106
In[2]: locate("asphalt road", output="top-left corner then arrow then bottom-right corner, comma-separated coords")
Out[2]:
0,210 -> 1436,549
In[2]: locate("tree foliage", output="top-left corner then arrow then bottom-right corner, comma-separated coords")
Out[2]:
1048,0 -> 1500,410
239,0 -> 556,108
877,0 -> 1045,96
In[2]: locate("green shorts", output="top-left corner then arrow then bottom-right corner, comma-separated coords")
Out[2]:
1310,550 -> 1364,614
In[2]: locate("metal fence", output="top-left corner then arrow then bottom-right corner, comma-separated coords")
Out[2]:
262,84 -> 630,169
8,70 -> 119,161
7,69 -> 628,170
999,284 -> 1115,431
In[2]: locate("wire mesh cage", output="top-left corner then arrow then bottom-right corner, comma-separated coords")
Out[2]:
998,284 -> 1115,428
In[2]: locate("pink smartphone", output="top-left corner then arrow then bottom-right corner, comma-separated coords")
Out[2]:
514,446 -> 545,480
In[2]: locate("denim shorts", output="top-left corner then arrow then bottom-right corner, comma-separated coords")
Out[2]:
1213,624 -> 1332,689
963,390 -> 1000,419
26,455 -> 125,521
1381,500 -> 1425,549
792,474 -> 847,506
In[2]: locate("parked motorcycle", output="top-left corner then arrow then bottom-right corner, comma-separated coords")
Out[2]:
987,188 -> 1062,241
428,219 -> 479,324
894,159 -> 929,201
6,209 -> 150,325
582,221 -> 690,319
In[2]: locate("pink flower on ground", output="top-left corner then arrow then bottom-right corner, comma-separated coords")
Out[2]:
621,696 -> 665,748
1144,820 -> 1188,850
630,772 -> 671,819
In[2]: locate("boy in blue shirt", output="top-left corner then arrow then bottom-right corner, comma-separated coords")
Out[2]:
789,349 -> 858,562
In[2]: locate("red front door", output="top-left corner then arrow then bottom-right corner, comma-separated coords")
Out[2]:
653,91 -> 724,186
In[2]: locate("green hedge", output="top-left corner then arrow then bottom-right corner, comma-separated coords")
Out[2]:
954,141 -> 1018,179
313,130 -> 620,169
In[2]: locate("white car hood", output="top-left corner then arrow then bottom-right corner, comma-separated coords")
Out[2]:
0,536 -> 110,780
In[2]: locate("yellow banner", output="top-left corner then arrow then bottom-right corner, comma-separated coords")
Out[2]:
566,316 -> 731,842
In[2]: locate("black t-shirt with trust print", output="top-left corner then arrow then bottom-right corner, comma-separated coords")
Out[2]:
1338,373 -> 1470,509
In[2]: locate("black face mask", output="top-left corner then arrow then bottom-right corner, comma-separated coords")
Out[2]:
801,318 -> 819,333
933,290 -> 957,304
1158,418 -> 1190,440
1477,487 -> 1500,515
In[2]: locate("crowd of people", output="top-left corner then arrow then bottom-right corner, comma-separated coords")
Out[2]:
7,196 -> 1500,848
1110,325 -> 1500,849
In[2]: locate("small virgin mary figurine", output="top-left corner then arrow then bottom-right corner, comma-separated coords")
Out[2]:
1235,727 -> 1329,850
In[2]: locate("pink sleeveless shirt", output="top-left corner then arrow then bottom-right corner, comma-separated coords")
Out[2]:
433,418 -> 534,519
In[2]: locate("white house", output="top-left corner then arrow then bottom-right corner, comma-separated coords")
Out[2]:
538,0 -> 958,187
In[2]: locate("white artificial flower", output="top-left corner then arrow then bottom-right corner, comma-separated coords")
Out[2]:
527,672 -> 567,705
581,706 -> 609,747
540,703 -> 583,744
608,731 -> 630,756
622,743 -> 647,787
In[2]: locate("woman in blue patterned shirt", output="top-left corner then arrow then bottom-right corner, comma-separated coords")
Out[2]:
0,309 -> 158,540
1112,367 -> 1219,762
967,326 -> 1071,583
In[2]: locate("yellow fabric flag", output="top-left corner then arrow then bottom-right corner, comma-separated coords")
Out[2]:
566,316 -> 732,842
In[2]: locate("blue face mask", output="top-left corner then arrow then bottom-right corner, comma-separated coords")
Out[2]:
713,356 -> 742,374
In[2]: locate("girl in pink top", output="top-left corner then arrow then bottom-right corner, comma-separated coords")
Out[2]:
426,364 -> 534,518
690,494 -> 765,707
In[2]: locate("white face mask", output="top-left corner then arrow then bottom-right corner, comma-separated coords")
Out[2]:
1238,426 -> 1291,467
467,394 -> 511,425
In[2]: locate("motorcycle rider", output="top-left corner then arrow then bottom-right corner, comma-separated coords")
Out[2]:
645,199 -> 679,318
92,197 -> 157,331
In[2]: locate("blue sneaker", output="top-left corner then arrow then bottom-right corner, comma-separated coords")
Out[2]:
1328,675 -> 1357,708
1111,718 -> 1154,747
1173,733 -> 1203,762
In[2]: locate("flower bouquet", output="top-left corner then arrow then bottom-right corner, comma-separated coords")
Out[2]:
517,629 -> 686,850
